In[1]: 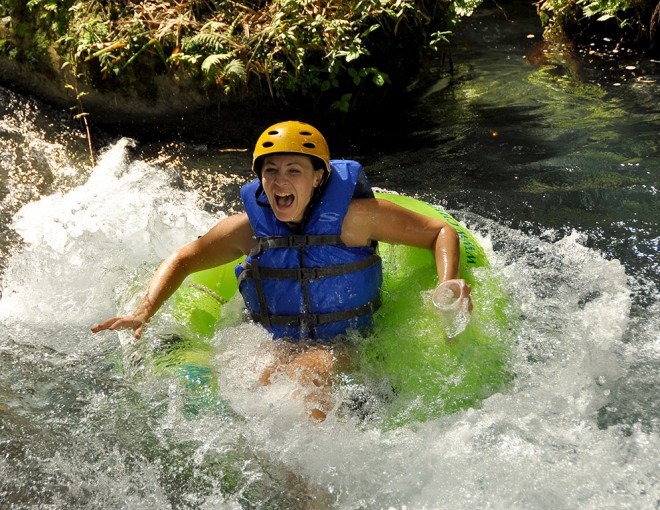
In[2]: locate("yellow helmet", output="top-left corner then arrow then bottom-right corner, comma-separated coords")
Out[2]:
252,121 -> 331,177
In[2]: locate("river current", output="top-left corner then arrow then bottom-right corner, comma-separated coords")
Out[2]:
1,2 -> 658,509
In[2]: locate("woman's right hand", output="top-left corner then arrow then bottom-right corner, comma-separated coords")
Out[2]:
91,315 -> 148,340
89,213 -> 254,342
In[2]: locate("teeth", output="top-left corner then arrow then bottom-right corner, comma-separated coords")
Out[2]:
275,193 -> 294,207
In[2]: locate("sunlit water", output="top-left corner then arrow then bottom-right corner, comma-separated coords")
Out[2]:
1,2 -> 658,509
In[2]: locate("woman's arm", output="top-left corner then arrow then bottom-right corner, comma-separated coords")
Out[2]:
342,198 -> 471,303
91,213 -> 255,339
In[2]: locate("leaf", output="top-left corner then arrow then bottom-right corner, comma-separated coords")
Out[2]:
331,93 -> 353,113
224,59 -> 246,81
201,53 -> 231,74
372,71 -> 390,87
361,24 -> 381,38
348,67 -> 361,85
186,32 -> 226,53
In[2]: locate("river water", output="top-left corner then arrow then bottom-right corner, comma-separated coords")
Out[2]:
1,2 -> 658,509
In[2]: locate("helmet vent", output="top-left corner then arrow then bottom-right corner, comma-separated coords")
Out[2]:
252,121 -> 330,177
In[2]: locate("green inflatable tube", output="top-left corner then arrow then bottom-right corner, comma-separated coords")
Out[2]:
362,192 -> 513,427
155,193 -> 514,425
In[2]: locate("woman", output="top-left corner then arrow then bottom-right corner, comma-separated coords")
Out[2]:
92,121 -> 471,420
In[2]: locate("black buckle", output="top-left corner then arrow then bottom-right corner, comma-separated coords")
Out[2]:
289,235 -> 310,247
297,314 -> 319,327
297,267 -> 319,280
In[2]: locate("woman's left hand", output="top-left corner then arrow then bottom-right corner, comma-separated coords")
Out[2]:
443,278 -> 473,313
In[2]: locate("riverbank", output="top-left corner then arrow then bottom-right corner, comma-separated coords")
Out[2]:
0,0 -> 656,146
0,0 -> 454,143
0,48 -> 422,150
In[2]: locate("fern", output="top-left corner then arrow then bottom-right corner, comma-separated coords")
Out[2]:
184,32 -> 226,53
201,53 -> 232,75
223,59 -> 246,82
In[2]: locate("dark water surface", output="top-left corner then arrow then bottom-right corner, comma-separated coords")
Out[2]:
1,1 -> 658,508
352,1 -> 659,289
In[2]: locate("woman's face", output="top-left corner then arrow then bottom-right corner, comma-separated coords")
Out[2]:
261,154 -> 324,224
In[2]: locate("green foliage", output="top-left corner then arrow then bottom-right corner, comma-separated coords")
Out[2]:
577,0 -> 636,24
536,0 -> 653,35
451,0 -> 484,19
2,0 -> 483,110
5,0 -> 73,57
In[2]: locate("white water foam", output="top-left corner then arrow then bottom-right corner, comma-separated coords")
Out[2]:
208,223 -> 658,509
0,139 -> 223,349
1,139 -> 657,509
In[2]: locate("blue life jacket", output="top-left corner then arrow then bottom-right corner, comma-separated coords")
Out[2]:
236,160 -> 383,340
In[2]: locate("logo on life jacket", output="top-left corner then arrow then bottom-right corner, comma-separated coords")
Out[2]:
318,212 -> 341,222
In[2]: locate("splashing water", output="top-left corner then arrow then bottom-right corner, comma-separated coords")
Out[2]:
2,0 -> 659,497
1,137 -> 657,509
430,282 -> 472,338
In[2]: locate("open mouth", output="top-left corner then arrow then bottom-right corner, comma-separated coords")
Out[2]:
275,193 -> 294,208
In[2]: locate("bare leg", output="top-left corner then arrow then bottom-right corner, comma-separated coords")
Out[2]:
286,347 -> 334,421
259,342 -> 343,421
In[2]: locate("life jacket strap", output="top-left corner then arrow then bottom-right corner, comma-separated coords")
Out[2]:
238,253 -> 380,283
237,233 -> 381,334
250,234 -> 345,256
249,296 -> 381,329
243,258 -> 272,328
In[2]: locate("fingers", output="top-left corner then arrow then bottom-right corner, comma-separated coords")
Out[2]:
91,316 -> 144,337
453,279 -> 473,313
90,317 -> 121,334
462,282 -> 474,313
460,281 -> 472,300
442,278 -> 472,299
